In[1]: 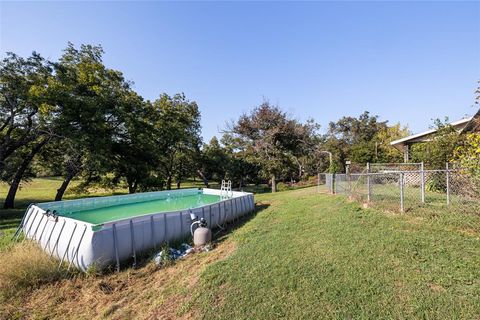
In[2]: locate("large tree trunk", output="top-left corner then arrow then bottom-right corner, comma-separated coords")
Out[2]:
55,154 -> 82,201
177,181 -> 181,189
271,174 -> 276,193
55,173 -> 75,201
166,176 -> 172,190
3,138 -> 49,209
197,170 -> 209,188
128,182 -> 137,194
126,176 -> 138,194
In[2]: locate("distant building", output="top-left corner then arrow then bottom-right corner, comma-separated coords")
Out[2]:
390,109 -> 480,162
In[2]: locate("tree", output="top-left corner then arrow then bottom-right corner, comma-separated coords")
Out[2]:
324,111 -> 390,170
0,52 -> 53,174
0,52 -> 57,208
151,93 -> 202,190
49,43 -> 143,199
410,119 -> 463,169
373,123 -> 410,163
453,133 -> 480,177
227,101 -> 319,192
200,136 -> 229,183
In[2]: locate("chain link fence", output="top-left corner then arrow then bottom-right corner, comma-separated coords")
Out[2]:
317,163 -> 480,215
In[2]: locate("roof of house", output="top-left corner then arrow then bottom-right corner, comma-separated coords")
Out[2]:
390,115 -> 476,151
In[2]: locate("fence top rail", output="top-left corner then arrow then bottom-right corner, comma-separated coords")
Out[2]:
343,169 -> 460,176
369,162 -> 423,165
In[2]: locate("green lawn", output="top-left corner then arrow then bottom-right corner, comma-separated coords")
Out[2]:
334,178 -> 480,232
1,182 -> 479,319
190,188 -> 479,319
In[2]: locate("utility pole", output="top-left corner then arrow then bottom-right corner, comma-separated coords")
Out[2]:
319,150 -> 333,169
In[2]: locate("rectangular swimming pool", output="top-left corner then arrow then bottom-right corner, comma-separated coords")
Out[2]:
58,193 -> 222,225
16,188 -> 254,271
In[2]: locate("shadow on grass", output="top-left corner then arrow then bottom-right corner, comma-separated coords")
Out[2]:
213,203 -> 270,244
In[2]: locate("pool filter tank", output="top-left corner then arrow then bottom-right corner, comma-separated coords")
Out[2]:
191,217 -> 212,246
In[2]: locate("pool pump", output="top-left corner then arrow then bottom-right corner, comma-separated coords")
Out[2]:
190,215 -> 212,247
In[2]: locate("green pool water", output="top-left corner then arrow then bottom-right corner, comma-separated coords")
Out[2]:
58,193 -> 221,225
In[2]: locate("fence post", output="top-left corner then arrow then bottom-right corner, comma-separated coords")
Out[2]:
332,173 -> 336,195
367,162 -> 371,202
446,162 -> 450,205
317,173 -> 320,193
420,161 -> 425,204
399,172 -> 404,213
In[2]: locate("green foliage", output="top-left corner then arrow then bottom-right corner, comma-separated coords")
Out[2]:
374,123 -> 410,163
226,101 -> 321,192
411,118 -> 464,169
0,44 -> 204,206
151,93 -> 202,190
276,182 -> 289,191
201,137 -> 229,181
324,111 -> 407,170
425,175 -> 446,192
453,132 -> 480,178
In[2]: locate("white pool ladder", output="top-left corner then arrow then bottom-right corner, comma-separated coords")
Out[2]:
220,180 -> 233,198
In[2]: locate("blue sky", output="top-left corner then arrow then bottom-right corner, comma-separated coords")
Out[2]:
1,1 -> 479,142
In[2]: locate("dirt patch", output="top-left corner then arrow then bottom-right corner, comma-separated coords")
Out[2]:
428,282 -> 447,293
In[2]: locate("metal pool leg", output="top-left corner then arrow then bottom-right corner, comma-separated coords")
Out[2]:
51,220 -> 66,257
44,219 -> 58,251
70,224 -> 87,270
37,214 -> 49,242
163,214 -> 167,244
218,203 -> 222,226
112,224 -> 120,272
239,197 -> 244,215
25,208 -> 39,239
234,198 -> 238,217
179,212 -> 183,237
129,220 -> 137,268
12,204 -> 33,240
209,205 -> 212,227
223,201 -> 227,225
32,214 -> 45,241
150,215 -> 156,251
59,223 -> 77,268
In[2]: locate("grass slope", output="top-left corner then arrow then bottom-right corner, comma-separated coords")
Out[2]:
0,186 -> 478,319
192,188 -> 479,319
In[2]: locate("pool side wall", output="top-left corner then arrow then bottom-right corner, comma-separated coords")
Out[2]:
20,189 -> 254,271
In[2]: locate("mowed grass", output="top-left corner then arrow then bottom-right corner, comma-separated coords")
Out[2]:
335,179 -> 480,233
0,182 -> 479,319
190,188 -> 480,319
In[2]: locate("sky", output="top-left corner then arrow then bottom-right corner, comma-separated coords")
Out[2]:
1,1 -> 479,142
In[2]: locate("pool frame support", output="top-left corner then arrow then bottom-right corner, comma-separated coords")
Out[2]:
17,188 -> 254,272
130,220 -> 137,268
112,224 -> 120,272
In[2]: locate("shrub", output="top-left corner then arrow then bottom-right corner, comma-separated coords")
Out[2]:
276,182 -> 289,192
0,242 -> 72,300
426,173 -> 446,193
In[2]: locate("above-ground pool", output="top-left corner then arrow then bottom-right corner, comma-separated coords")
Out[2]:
16,188 -> 254,271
